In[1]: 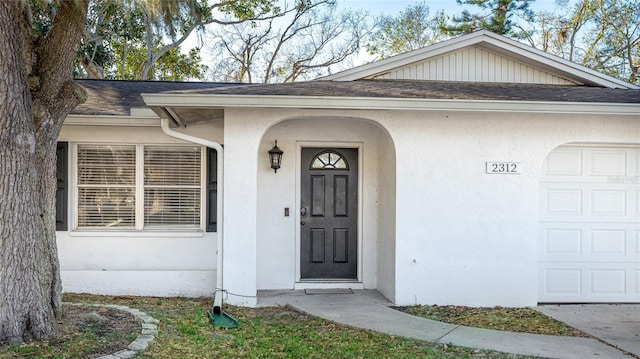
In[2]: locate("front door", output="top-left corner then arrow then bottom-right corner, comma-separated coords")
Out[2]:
300,148 -> 358,279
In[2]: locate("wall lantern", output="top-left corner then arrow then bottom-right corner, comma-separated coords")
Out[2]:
268,140 -> 283,173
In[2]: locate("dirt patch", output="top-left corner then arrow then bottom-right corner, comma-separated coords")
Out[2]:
0,304 -> 141,358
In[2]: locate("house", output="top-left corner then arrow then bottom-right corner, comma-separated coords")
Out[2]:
57,30 -> 640,307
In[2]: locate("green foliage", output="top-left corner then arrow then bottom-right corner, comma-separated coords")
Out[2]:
74,0 -> 281,80
76,0 -> 209,80
366,1 -> 447,59
442,0 -> 535,39
104,40 -> 207,80
536,0 -> 640,85
218,0 -> 278,19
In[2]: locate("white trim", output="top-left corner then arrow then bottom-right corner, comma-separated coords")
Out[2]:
295,141 -> 364,285
65,115 -> 160,127
135,145 -> 144,230
144,94 -> 640,116
66,230 -> 205,238
321,30 -> 638,89
562,142 -> 640,149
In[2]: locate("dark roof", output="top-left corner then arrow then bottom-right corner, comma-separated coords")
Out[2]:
72,79 -> 238,116
72,79 -> 640,117
167,79 -> 640,104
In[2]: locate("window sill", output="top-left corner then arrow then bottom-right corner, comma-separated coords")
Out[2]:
64,230 -> 209,238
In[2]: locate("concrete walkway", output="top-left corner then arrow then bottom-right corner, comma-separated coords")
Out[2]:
535,304 -> 640,358
258,290 -> 637,359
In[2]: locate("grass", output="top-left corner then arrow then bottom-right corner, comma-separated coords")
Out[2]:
0,294 -> 542,359
398,305 -> 585,337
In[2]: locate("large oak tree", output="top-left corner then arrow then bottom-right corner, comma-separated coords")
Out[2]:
0,0 -> 276,344
0,0 -> 88,344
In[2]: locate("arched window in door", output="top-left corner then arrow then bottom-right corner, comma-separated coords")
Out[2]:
309,150 -> 349,170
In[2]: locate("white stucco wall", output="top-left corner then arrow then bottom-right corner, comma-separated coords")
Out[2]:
58,107 -> 638,307
387,112 -> 639,306
220,107 -> 638,307
377,130 -> 397,301
256,117 -> 392,291
57,122 -> 220,297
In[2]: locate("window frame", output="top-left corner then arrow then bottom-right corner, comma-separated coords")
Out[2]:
72,143 -> 206,232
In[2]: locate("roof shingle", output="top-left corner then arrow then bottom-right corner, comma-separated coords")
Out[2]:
72,78 -> 639,117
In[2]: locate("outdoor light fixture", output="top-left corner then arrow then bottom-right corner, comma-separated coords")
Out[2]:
268,140 -> 283,173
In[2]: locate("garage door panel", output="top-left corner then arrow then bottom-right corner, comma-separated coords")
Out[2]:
544,229 -> 582,255
546,149 -> 583,175
540,263 -> 640,302
591,190 -> 626,216
544,189 -> 582,215
591,151 -> 626,176
541,225 -> 636,262
542,268 -> 582,295
541,184 -> 636,222
590,269 -> 626,294
539,146 -> 640,303
590,230 -> 626,255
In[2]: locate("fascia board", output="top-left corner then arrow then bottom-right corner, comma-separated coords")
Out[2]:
142,93 -> 640,116
64,114 -> 160,127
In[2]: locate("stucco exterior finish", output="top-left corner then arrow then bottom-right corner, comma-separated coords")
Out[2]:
219,108 -> 638,307
257,117 -> 393,291
56,107 -> 638,306
57,124 -> 219,297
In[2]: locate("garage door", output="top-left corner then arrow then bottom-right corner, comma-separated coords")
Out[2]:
539,145 -> 640,303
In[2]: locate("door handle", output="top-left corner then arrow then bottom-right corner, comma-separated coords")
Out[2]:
300,220 -> 306,225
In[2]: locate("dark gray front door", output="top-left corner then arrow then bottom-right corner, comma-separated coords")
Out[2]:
300,148 -> 358,279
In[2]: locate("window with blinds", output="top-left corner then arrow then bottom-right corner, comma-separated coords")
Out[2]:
76,144 -> 203,230
144,146 -> 201,228
77,145 -> 136,228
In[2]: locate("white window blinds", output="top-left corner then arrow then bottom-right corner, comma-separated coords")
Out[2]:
144,146 -> 201,228
77,145 -> 136,228
75,144 -> 203,230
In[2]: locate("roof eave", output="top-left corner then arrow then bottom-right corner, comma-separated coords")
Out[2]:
142,93 -> 640,116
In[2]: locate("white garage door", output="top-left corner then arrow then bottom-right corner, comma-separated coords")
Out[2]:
539,145 -> 640,303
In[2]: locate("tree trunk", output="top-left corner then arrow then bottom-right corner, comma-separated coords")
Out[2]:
0,1 -> 87,344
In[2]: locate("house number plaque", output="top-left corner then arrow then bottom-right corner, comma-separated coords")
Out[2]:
486,162 -> 521,174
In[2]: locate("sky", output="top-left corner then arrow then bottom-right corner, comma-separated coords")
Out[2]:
335,0 -> 569,16
192,0 -> 576,79
193,0 -> 572,51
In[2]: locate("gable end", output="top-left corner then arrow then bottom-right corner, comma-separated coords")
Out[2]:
370,45 -> 578,86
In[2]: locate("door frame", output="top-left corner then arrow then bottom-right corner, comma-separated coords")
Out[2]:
294,141 -> 364,288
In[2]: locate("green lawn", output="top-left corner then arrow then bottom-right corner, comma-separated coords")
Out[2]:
0,294 -> 540,359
